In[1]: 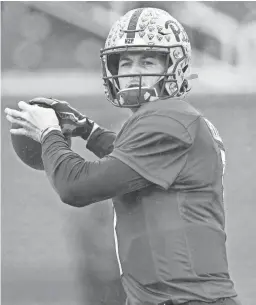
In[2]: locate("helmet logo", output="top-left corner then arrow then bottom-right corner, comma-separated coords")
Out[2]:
125,38 -> 134,44
141,16 -> 149,22
148,25 -> 155,32
139,23 -> 147,30
150,18 -> 157,24
173,49 -> 183,59
157,34 -> 163,41
165,20 -> 181,42
156,25 -> 163,32
169,82 -> 178,93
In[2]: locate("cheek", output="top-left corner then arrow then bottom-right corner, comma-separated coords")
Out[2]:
143,76 -> 160,87
117,66 -> 127,89
142,65 -> 164,86
118,77 -> 125,89
118,77 -> 127,89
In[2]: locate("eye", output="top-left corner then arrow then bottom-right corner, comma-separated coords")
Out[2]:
142,60 -> 154,66
119,61 -> 130,67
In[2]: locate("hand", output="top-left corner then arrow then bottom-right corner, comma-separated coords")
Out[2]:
5,101 -> 60,142
29,97 -> 95,139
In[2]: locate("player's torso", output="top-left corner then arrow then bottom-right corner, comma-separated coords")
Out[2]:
112,99 -> 236,304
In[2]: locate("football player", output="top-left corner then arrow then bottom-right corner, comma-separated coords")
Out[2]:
5,7 -> 242,305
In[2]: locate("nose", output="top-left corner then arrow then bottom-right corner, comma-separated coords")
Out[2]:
129,63 -> 142,75
128,64 -> 143,86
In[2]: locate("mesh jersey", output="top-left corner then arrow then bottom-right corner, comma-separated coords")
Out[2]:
110,98 -> 236,305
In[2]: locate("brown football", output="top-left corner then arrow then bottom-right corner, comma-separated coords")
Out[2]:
10,102 -> 71,170
11,123 -> 72,171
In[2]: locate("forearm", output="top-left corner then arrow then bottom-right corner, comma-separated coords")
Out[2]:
41,131 -> 151,207
85,126 -> 117,158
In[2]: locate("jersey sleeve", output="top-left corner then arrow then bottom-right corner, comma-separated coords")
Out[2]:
41,130 -> 152,207
110,114 -> 192,190
86,126 -> 116,158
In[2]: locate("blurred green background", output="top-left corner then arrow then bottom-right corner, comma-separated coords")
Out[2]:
1,2 -> 256,305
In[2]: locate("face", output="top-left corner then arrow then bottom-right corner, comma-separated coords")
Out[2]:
118,51 -> 166,90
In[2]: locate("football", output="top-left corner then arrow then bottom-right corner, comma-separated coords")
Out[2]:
10,102 -> 71,170
11,123 -> 72,170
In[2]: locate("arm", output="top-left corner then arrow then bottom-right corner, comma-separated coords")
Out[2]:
28,97 -> 117,159
41,130 -> 152,207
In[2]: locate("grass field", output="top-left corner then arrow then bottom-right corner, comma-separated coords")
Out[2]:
2,94 -> 256,305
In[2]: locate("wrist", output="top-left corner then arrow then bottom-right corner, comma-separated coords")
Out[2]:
80,118 -> 96,141
40,125 -> 62,143
86,122 -> 99,142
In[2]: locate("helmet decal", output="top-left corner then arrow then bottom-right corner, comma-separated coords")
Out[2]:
125,8 -> 144,44
165,20 -> 181,42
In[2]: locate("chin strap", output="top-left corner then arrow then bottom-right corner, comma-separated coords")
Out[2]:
116,86 -> 159,107
115,73 -> 198,107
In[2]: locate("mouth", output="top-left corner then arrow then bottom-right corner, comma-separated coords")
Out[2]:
127,84 -> 140,88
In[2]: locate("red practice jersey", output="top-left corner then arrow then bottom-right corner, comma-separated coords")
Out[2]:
110,98 -> 236,305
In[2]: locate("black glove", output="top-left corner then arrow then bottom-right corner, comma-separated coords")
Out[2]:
29,97 -> 95,140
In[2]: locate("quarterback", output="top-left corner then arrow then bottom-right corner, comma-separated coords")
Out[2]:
5,7 -> 242,305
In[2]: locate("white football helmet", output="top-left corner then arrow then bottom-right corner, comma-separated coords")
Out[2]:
100,7 -> 197,108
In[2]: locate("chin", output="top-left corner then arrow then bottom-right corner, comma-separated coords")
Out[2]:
130,107 -> 140,113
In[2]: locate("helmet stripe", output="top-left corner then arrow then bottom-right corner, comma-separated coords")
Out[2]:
126,8 -> 144,40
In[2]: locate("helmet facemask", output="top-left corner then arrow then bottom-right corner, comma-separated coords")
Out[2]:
101,45 -> 190,108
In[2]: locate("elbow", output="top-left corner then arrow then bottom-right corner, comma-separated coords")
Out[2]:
57,186 -> 92,208
51,177 -> 89,207
60,195 -> 85,208
51,169 -> 106,207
